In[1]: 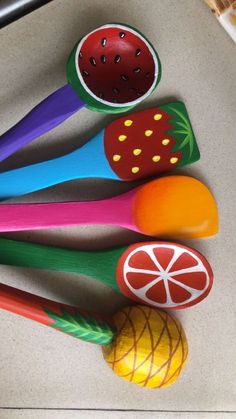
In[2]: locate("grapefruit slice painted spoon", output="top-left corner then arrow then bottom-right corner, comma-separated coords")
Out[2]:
0,283 -> 188,388
0,102 -> 200,200
0,238 -> 213,309
0,23 -> 161,162
117,242 -> 213,309
0,176 -> 218,238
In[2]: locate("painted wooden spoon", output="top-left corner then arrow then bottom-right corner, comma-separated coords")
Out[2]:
0,23 -> 161,162
0,176 -> 218,238
0,102 -> 200,200
0,283 -> 188,388
0,238 -> 213,310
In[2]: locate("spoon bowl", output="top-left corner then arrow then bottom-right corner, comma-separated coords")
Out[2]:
68,23 -> 160,112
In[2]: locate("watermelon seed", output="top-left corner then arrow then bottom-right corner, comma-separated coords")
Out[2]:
82,70 -> 89,77
133,67 -> 141,73
137,92 -> 143,96
145,72 -> 150,78
101,55 -> 106,63
112,98 -> 119,103
79,52 -> 83,59
114,55 -> 121,64
101,38 -> 107,47
129,87 -> 137,92
89,57 -> 96,67
119,32 -> 125,38
98,92 -> 104,99
135,48 -> 141,56
113,87 -> 120,94
121,74 -> 129,81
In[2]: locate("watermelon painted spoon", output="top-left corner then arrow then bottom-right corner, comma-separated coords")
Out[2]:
0,23 -> 161,162
0,176 -> 218,238
0,238 -> 213,309
0,102 -> 200,200
0,283 -> 188,388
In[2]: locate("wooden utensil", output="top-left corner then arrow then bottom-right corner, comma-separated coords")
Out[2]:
0,23 -> 161,162
0,102 -> 200,200
0,176 -> 218,238
0,238 -> 213,310
0,283 -> 188,388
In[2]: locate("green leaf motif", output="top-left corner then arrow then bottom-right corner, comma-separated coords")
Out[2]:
45,307 -> 115,346
162,102 -> 200,167
168,106 -> 194,158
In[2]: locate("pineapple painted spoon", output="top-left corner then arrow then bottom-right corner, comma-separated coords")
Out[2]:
0,23 -> 161,162
0,283 -> 188,388
0,176 -> 218,238
0,102 -> 199,200
0,238 -> 213,309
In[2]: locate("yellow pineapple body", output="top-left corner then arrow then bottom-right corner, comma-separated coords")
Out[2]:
102,305 -> 188,388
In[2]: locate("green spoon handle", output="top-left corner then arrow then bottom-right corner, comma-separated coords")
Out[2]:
0,238 -> 125,292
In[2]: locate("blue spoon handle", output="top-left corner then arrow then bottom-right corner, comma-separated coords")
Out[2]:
0,131 -> 119,200
0,84 -> 85,162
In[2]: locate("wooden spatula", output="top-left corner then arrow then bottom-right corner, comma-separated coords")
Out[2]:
0,102 -> 199,200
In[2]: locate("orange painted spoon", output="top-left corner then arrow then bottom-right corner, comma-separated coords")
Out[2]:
0,176 -> 218,238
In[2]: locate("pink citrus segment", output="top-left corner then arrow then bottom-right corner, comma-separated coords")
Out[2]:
128,249 -> 158,271
152,247 -> 175,270
116,242 -> 213,310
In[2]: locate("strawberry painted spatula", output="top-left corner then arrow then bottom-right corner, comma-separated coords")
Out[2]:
0,102 -> 199,200
0,23 -> 161,162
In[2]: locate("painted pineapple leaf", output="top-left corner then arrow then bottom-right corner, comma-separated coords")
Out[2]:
45,307 -> 115,346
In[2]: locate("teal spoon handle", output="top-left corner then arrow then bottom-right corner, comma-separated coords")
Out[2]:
0,237 -> 125,292
0,130 -> 118,200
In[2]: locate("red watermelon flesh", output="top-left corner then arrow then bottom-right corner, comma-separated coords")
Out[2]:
77,27 -> 156,104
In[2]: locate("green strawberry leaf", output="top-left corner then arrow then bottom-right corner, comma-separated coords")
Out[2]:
45,307 -> 115,346
161,102 -> 200,167
176,120 -> 188,130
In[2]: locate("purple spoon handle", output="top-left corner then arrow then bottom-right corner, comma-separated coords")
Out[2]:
0,84 -> 85,162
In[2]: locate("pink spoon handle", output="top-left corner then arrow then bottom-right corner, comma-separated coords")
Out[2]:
0,191 -> 137,232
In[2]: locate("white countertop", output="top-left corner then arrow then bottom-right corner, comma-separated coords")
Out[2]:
0,0 -> 235,418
